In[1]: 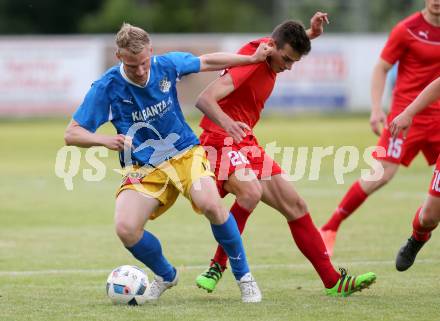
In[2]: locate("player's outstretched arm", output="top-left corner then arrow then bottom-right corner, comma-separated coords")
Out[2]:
390,76 -> 440,138
199,42 -> 272,72
306,12 -> 329,39
370,58 -> 393,136
195,74 -> 249,143
64,120 -> 132,151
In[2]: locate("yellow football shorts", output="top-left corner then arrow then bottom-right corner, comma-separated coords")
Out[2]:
116,145 -> 214,219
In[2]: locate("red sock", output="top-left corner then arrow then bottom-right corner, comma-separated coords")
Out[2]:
321,181 -> 368,231
212,201 -> 252,269
412,207 -> 437,242
288,213 -> 340,288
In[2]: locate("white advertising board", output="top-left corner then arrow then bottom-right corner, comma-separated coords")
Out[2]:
0,37 -> 105,116
0,34 -> 391,116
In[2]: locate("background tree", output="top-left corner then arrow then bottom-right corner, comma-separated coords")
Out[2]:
0,0 -> 426,34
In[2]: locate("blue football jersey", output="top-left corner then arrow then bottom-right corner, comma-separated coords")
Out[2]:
73,52 -> 201,167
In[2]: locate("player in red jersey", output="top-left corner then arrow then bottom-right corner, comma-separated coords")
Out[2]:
194,13 -> 376,297
389,77 -> 440,271
320,0 -> 440,257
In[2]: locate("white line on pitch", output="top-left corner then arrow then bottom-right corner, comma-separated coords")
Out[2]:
0,259 -> 439,276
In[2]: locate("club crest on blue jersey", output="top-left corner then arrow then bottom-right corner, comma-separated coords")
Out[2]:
159,77 -> 171,93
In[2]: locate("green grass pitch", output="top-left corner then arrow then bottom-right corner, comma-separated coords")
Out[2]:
0,115 -> 438,321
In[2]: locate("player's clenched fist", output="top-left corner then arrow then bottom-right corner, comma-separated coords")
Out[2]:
309,12 -> 329,38
102,134 -> 132,151
369,109 -> 387,136
252,42 -> 274,63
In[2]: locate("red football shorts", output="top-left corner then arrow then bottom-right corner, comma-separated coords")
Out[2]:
373,114 -> 440,167
199,131 -> 283,197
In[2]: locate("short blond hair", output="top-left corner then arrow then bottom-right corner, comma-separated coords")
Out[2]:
115,23 -> 151,54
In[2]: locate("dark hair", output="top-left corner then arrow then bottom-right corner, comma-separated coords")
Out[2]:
271,20 -> 311,56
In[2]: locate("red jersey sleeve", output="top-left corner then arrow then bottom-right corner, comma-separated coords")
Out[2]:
228,63 -> 263,89
381,22 -> 409,65
226,39 -> 269,90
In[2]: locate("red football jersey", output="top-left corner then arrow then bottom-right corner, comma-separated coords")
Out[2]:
381,12 -> 440,117
199,38 -> 276,134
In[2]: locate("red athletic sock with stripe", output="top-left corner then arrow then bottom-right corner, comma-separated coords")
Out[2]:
288,213 -> 340,288
412,207 -> 437,242
321,181 -> 368,232
212,201 -> 252,270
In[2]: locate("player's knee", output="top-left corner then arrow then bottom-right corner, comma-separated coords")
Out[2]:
290,197 -> 308,217
236,183 -> 262,210
381,170 -> 395,185
365,162 -> 397,193
199,198 -> 224,219
366,171 -> 394,193
296,197 -> 308,214
380,163 -> 398,185
280,196 -> 308,220
420,206 -> 440,227
115,220 -> 142,246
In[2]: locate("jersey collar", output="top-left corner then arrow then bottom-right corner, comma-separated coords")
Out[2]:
119,63 -> 151,88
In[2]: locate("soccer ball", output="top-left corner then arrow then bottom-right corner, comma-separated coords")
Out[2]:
106,265 -> 149,305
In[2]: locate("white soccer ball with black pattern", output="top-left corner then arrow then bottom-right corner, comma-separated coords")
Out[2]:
106,265 -> 149,305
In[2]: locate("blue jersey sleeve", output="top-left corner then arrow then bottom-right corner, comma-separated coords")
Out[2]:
165,52 -> 201,78
73,81 -> 111,133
